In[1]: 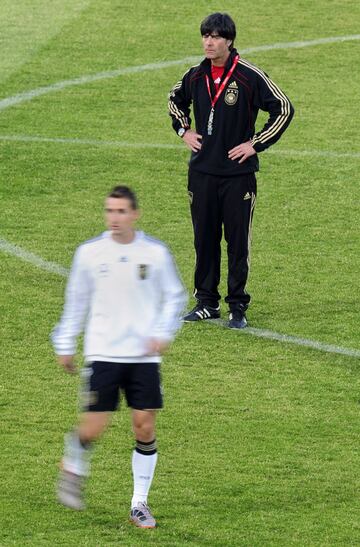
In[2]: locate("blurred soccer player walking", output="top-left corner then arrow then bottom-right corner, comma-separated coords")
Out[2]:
169,12 -> 294,328
52,186 -> 186,528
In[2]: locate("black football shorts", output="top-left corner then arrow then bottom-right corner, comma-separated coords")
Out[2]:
80,361 -> 163,412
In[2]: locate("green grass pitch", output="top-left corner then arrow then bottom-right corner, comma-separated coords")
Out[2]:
1,1 -> 360,545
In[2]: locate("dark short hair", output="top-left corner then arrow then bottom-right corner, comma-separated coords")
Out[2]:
200,12 -> 236,49
107,185 -> 138,210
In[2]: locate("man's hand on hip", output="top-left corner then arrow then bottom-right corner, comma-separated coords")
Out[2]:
57,355 -> 77,374
182,130 -> 202,152
228,141 -> 256,164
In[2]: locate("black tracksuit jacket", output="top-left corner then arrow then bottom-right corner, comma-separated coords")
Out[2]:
168,48 -> 294,176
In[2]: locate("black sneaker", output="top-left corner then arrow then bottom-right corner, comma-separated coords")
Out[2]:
183,303 -> 220,322
229,309 -> 248,329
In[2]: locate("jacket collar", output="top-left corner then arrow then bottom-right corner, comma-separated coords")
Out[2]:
200,48 -> 239,75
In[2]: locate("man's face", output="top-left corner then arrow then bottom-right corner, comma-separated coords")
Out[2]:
105,197 -> 139,236
202,33 -> 232,63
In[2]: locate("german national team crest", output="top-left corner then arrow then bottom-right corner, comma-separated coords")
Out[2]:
225,81 -> 238,106
138,264 -> 148,280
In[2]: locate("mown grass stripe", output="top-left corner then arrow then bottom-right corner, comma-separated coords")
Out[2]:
0,34 -> 359,112
1,237 -> 359,358
0,134 -> 359,160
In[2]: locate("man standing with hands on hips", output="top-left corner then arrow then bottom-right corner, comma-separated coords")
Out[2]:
169,12 -> 294,328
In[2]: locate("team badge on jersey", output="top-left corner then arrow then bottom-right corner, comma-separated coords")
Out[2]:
138,264 -> 148,280
225,81 -> 238,106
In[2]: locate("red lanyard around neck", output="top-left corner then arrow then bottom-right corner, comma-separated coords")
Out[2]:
205,55 -> 239,108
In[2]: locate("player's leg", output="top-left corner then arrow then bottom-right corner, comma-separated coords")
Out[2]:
57,361 -> 119,510
131,409 -> 157,507
132,409 -> 157,504
126,363 -> 162,528
58,411 -> 110,510
63,412 -> 110,476
130,410 -> 157,528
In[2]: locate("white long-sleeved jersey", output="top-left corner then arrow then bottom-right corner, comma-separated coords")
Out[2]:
51,231 -> 186,363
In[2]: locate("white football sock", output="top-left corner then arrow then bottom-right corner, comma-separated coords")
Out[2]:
131,442 -> 158,508
62,431 -> 92,477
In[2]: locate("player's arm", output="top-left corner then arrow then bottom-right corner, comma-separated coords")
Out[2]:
146,247 -> 187,355
146,339 -> 171,356
57,355 -> 77,374
51,246 -> 91,373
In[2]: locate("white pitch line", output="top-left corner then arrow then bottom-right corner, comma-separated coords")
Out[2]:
211,319 -> 360,358
241,34 -> 360,53
0,236 -> 359,359
0,34 -> 359,112
0,134 -> 181,150
266,148 -> 360,160
0,238 -> 69,277
1,134 -> 360,160
0,56 -> 199,112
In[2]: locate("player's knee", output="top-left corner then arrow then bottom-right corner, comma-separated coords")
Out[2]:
133,421 -> 155,442
79,414 -> 108,441
80,428 -> 102,443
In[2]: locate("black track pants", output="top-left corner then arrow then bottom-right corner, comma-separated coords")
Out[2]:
188,168 -> 256,309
